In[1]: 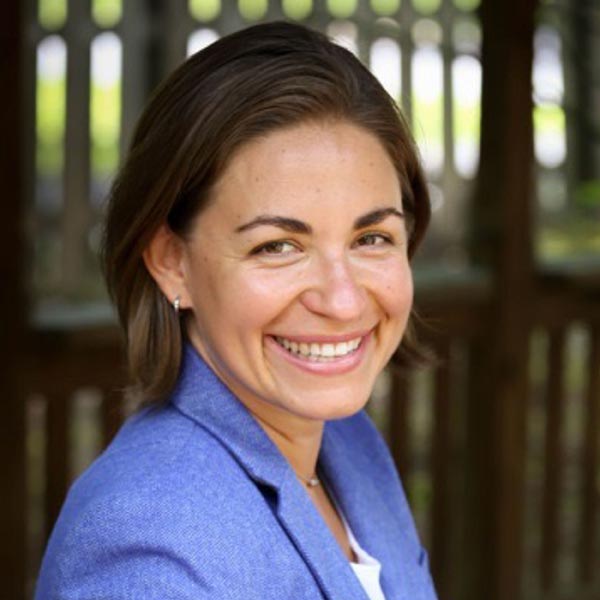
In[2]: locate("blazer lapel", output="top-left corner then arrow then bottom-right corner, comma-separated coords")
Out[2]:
274,472 -> 370,600
320,418 -> 430,599
171,345 -> 369,599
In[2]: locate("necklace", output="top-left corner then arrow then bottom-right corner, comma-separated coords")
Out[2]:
295,472 -> 321,488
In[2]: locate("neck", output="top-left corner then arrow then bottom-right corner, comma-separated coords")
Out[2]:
250,408 -> 324,483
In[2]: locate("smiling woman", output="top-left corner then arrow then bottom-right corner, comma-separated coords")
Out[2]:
146,121 -> 413,426
35,21 -> 437,600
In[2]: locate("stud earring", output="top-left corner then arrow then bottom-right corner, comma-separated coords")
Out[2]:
172,295 -> 181,313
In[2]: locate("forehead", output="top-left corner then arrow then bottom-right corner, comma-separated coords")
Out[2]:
203,120 -> 402,224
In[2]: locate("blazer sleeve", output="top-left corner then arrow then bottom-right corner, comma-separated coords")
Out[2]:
35,491 -> 214,600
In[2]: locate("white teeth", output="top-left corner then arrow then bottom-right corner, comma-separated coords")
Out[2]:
335,342 -> 348,355
275,336 -> 362,359
321,344 -> 335,357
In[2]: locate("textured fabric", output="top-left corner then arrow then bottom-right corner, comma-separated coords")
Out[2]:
35,344 -> 438,600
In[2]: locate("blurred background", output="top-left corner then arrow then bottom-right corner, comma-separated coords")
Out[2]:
1,0 -> 599,599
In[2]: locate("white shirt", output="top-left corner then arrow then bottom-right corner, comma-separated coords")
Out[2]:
341,511 -> 387,600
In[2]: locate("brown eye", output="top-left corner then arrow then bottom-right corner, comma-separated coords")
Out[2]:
253,240 -> 298,255
356,233 -> 392,247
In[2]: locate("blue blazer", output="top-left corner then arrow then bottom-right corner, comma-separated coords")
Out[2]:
36,345 -> 437,599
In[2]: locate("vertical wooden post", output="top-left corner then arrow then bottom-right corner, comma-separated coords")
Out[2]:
541,328 -> 566,590
463,1 -> 537,599
430,339 -> 454,600
0,1 -> 27,597
579,324 -> 600,582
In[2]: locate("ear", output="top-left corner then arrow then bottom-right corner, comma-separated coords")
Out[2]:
142,224 -> 190,309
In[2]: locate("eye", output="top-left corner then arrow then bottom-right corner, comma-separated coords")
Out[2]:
251,240 -> 299,256
355,232 -> 393,247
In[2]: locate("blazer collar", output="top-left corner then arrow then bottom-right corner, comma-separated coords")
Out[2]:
170,344 -> 370,599
170,343 -> 289,490
171,345 -> 367,600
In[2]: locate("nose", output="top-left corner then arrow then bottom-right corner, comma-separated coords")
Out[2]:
300,253 -> 367,322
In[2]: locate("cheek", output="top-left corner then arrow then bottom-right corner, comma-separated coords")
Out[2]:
369,259 -> 413,318
191,266 -> 297,333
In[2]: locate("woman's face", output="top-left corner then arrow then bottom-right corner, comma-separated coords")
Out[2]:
180,120 -> 413,424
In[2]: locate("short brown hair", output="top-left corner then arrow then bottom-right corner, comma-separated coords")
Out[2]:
102,21 -> 430,404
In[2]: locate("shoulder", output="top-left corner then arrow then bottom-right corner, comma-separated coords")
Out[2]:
36,404 -> 277,598
47,402 -> 267,534
60,404 -> 228,509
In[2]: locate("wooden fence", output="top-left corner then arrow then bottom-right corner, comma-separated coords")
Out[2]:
21,267 -> 600,600
4,1 -> 599,599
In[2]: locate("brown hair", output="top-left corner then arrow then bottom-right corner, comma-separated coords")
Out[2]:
102,21 -> 430,404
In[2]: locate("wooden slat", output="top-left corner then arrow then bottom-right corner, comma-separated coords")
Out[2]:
579,324 -> 600,583
388,369 -> 411,490
120,0 -> 156,154
102,386 -> 126,446
44,393 -> 70,541
62,0 -> 92,296
541,328 -> 567,590
543,587 -> 600,600
430,338 -> 453,600
399,0 -> 414,123
164,0 -> 191,73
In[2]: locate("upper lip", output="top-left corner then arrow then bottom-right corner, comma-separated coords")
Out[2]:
269,329 -> 373,344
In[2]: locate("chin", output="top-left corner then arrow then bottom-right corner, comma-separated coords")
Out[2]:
286,390 -> 371,422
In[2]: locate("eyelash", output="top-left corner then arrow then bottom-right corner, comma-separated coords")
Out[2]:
355,232 -> 394,247
250,232 -> 395,257
251,240 -> 299,256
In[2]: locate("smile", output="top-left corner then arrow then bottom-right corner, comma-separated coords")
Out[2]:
274,336 -> 362,361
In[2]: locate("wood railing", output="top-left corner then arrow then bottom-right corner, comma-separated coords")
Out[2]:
22,267 -> 600,600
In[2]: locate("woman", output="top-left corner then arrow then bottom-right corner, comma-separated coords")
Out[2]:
36,21 -> 437,600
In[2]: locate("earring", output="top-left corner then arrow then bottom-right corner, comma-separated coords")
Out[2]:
172,295 -> 181,313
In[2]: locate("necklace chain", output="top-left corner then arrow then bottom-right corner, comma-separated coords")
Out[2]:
295,471 -> 321,488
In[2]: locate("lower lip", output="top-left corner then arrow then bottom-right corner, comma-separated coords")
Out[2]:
265,331 -> 372,376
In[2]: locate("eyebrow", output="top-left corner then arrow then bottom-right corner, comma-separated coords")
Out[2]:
235,215 -> 312,234
353,207 -> 404,229
235,207 -> 404,235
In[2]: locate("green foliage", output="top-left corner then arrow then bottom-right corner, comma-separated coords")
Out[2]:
327,0 -> 358,19
92,0 -> 122,27
538,219 -> 600,258
38,0 -> 66,30
283,0 -> 312,20
534,103 -> 565,136
412,0 -> 441,16
370,0 -> 401,16
454,103 -> 480,143
91,81 -> 121,175
453,0 -> 480,11
37,76 -> 121,178
574,180 -> 600,211
413,98 -> 443,151
189,0 -> 221,22
36,75 -> 65,175
238,0 -> 268,21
